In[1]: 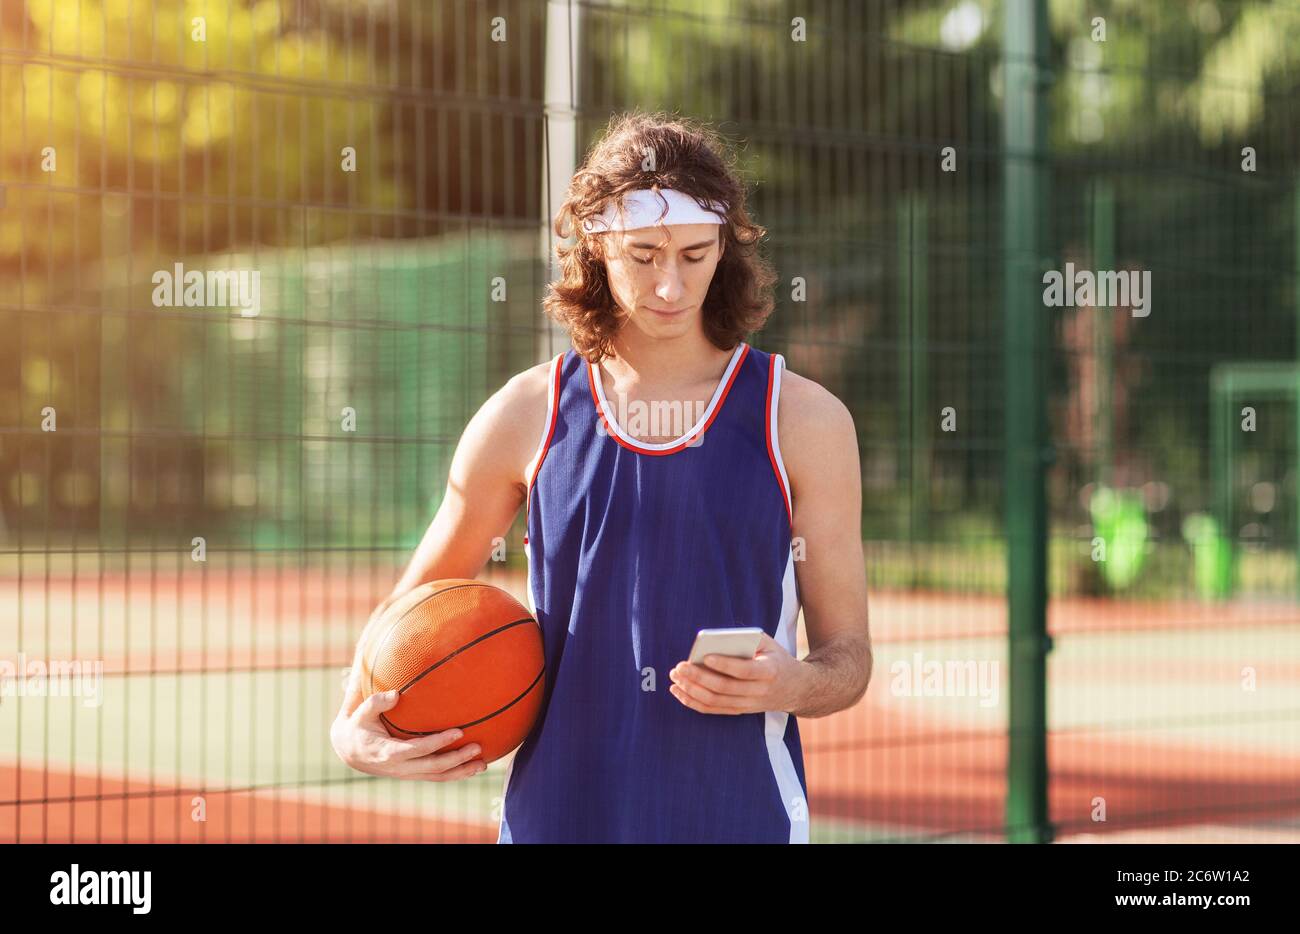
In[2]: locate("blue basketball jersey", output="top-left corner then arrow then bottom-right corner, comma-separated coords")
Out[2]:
497,341 -> 809,843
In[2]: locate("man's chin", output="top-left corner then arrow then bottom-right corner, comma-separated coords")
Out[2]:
631,312 -> 697,339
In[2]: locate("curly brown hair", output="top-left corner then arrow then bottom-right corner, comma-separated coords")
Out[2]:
543,111 -> 778,362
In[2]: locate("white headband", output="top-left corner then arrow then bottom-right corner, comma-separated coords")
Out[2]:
581,188 -> 728,234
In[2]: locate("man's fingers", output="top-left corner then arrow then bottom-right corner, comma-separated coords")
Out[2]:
669,683 -> 741,715
679,662 -> 765,696
349,696 -> 488,778
379,728 -> 468,761
694,653 -> 746,677
686,653 -> 773,682
353,689 -> 401,724
678,679 -> 749,709
392,742 -> 485,777
400,758 -> 488,783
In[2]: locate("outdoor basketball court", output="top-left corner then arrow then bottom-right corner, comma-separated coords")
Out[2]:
4,556 -> 1296,843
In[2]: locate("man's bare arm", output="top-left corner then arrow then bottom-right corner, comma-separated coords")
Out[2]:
336,360 -> 553,719
779,369 -> 873,719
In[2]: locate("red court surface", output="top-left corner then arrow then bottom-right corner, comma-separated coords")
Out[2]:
3,568 -> 1298,842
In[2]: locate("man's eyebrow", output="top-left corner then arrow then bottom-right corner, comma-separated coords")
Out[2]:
626,238 -> 716,251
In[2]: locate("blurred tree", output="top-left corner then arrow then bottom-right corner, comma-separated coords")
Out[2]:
0,0 -> 397,289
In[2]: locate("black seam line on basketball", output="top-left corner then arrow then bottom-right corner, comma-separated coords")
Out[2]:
381,666 -> 545,735
395,617 -> 538,693
368,581 -> 498,700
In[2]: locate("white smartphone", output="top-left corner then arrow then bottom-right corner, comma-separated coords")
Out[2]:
688,627 -> 765,664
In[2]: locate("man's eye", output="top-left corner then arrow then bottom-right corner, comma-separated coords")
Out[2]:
634,254 -> 705,265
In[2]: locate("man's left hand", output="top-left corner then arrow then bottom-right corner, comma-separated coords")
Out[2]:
668,633 -> 806,715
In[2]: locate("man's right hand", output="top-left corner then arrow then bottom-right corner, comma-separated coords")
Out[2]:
330,680 -> 487,782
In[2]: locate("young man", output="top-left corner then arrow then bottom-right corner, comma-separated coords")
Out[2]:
331,114 -> 872,843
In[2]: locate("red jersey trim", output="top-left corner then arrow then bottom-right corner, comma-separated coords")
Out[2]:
765,352 -> 794,527
587,344 -> 751,456
523,353 -> 565,544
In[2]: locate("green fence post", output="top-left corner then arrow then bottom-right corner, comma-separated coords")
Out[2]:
898,193 -> 931,546
1295,179 -> 1300,597
1002,0 -> 1052,844
1091,180 -> 1115,488
1209,369 -> 1232,600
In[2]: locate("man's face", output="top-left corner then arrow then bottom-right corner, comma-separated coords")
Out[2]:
601,223 -> 724,341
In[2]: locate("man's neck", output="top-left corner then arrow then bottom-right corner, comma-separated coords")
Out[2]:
603,328 -> 735,390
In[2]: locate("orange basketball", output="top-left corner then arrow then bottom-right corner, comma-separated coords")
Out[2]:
359,579 -> 545,763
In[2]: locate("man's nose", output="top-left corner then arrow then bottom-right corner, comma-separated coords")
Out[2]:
654,266 -> 685,303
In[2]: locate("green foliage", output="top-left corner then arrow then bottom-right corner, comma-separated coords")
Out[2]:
0,0 -> 394,287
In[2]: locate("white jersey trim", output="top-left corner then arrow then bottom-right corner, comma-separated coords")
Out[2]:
765,549 -> 809,843
504,354 -> 560,844
525,353 -> 564,490
589,341 -> 748,451
769,353 -> 793,519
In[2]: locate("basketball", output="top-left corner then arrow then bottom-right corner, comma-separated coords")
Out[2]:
359,579 -> 546,763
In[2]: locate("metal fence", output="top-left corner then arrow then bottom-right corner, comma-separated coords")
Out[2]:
2,0 -> 1298,843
